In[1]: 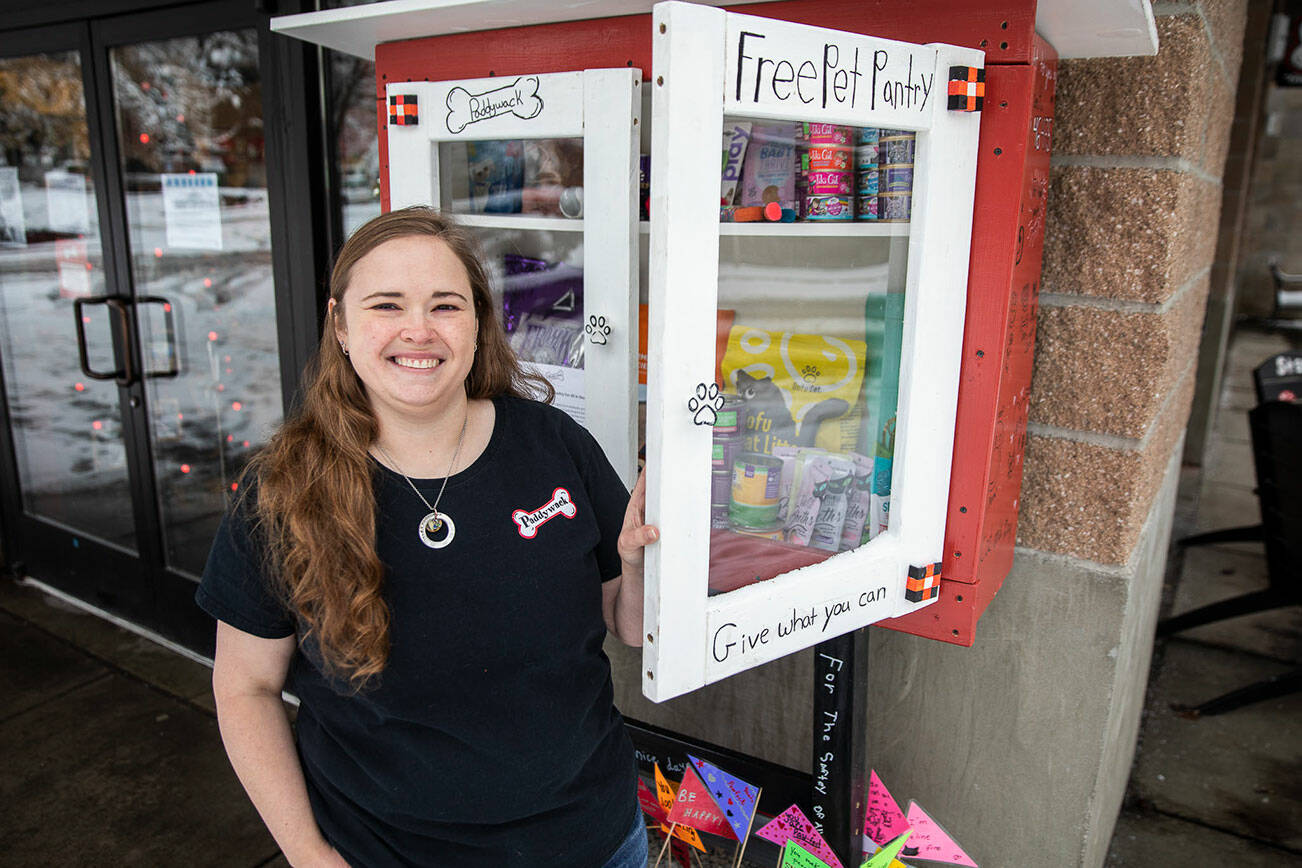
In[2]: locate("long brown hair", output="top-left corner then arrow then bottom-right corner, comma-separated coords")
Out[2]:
245,206 -> 551,686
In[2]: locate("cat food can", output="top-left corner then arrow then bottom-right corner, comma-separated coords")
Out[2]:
710,502 -> 731,530
878,130 -> 916,164
802,123 -> 852,146
856,194 -> 879,221
712,432 -> 744,470
711,468 -> 733,504
730,521 -> 785,542
712,394 -> 747,434
805,170 -> 853,196
730,453 -> 782,526
804,194 -> 853,221
879,191 -> 912,221
857,167 -> 879,196
806,145 -> 851,172
882,164 -> 914,194
855,141 -> 880,170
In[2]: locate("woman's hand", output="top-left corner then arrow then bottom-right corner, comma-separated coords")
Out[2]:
604,469 -> 658,645
616,468 -> 658,569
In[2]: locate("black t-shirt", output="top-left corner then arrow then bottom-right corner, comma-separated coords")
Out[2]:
197,396 -> 639,867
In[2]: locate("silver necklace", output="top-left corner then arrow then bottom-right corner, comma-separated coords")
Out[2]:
374,411 -> 468,550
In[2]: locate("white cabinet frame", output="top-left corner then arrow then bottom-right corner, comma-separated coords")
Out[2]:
643,2 -> 983,701
385,69 -> 641,485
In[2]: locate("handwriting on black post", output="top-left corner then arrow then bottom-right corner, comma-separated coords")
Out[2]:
711,587 -> 886,664
731,28 -> 933,115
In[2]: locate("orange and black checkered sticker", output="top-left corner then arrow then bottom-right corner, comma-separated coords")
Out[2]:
905,561 -> 942,602
947,66 -> 985,112
389,94 -> 418,126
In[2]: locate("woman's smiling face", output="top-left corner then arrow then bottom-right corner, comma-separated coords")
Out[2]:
332,234 -> 477,426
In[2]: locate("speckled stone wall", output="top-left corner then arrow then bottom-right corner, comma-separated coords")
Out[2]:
1024,0 -> 1248,564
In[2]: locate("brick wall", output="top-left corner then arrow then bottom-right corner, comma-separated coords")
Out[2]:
1020,0 -> 1248,565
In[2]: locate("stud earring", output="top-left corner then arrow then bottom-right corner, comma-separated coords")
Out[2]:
340,341 -> 349,356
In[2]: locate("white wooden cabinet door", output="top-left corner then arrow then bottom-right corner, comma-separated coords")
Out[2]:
385,69 -> 641,485
643,1 -> 983,701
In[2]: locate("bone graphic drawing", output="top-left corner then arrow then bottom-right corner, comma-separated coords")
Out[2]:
445,76 -> 543,134
512,487 -> 576,539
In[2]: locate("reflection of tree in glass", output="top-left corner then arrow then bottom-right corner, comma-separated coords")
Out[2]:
112,31 -> 264,188
0,54 -> 91,181
328,52 -> 381,219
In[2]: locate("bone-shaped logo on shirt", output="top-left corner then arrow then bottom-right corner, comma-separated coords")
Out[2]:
445,76 -> 543,135
512,486 -> 576,539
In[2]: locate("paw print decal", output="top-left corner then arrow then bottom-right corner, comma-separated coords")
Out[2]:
584,315 -> 611,345
688,383 -> 724,426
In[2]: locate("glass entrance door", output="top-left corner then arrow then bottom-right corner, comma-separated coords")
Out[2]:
109,28 -> 283,579
0,32 -> 150,618
0,8 -> 297,653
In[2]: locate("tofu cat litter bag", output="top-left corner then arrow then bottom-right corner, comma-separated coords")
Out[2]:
721,327 -> 868,456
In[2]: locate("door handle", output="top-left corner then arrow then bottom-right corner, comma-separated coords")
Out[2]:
134,295 -> 181,379
73,296 -> 133,386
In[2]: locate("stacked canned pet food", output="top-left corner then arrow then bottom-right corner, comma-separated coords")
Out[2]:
854,128 -> 880,221
877,128 -> 915,221
719,122 -> 915,223
799,123 -> 854,222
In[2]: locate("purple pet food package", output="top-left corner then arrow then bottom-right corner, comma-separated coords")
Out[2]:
738,123 -> 796,210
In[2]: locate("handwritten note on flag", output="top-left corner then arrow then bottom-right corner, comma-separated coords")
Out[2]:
905,802 -> 977,867
864,770 -> 911,847
639,778 -> 667,823
651,765 -> 705,851
654,765 -> 677,815
688,754 -> 759,842
667,764 -> 736,839
780,840 -> 832,868
756,804 -> 844,868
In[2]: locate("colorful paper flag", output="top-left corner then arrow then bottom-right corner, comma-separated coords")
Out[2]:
862,830 -> 912,868
651,765 -> 705,851
780,840 -> 833,868
904,802 -> 977,867
864,770 -> 911,847
666,764 -> 736,839
654,764 -> 677,815
687,754 -> 760,843
756,804 -> 844,868
639,778 -> 668,823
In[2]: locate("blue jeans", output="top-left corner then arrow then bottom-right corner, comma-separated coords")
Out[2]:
601,811 -> 649,868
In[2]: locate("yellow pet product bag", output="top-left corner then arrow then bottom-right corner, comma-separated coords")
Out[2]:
721,326 -> 868,456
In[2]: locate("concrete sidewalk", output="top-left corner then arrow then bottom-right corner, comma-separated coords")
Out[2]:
1106,325 -> 1302,865
0,579 -> 285,867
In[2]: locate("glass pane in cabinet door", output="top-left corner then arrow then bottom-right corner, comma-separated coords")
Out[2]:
111,31 -> 283,578
439,139 -> 587,425
0,51 -> 137,551
708,121 -> 913,596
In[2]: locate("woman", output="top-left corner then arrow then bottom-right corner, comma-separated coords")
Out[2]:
198,206 -> 657,867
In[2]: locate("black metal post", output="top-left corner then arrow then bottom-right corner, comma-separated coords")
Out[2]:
811,627 -> 870,867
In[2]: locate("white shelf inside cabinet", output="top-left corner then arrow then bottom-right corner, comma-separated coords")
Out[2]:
636,221 -> 910,237
720,222 -> 910,237
449,213 -> 585,232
